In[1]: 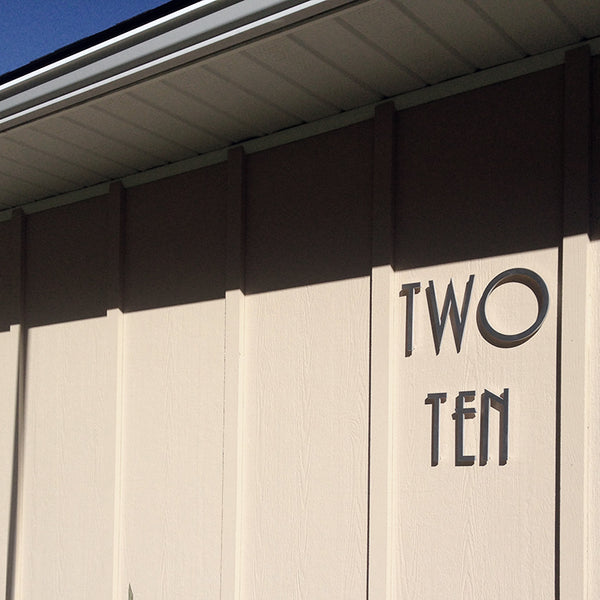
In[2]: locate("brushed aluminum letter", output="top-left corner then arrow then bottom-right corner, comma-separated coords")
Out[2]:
477,268 -> 549,348
479,388 -> 509,465
400,282 -> 421,356
453,391 -> 476,466
425,392 -> 446,466
426,275 -> 475,354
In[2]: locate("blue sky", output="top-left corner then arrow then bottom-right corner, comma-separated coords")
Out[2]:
0,0 -> 170,76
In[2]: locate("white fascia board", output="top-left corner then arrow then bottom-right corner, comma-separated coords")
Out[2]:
0,0 -> 358,132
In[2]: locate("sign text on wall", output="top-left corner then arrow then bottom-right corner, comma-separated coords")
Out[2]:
400,268 -> 549,467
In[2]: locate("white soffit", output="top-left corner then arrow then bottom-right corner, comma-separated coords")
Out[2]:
0,0 -> 599,211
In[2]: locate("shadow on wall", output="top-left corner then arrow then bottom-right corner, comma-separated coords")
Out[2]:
0,64 -> 588,331
0,56 -> 597,600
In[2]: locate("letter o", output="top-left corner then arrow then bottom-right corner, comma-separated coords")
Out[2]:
476,268 -> 549,348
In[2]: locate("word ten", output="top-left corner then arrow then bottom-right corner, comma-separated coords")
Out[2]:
426,388 -> 508,467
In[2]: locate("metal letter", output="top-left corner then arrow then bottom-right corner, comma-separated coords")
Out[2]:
400,282 -> 421,356
479,388 -> 509,465
426,275 -> 475,354
452,391 -> 476,466
477,268 -> 549,348
425,392 -> 447,466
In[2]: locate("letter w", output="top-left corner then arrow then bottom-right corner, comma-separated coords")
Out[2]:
426,275 -> 474,354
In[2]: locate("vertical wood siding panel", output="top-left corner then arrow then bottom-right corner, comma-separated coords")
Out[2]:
587,237 -> 600,600
243,123 -> 372,600
106,183 -> 126,600
368,102 -> 396,600
588,53 -> 600,600
221,148 -> 246,600
0,214 -> 24,599
122,301 -> 224,599
393,67 -> 563,599
23,317 -> 118,600
392,253 -> 558,599
121,166 -> 226,599
0,325 -> 19,597
21,197 -> 116,600
560,45 -> 592,600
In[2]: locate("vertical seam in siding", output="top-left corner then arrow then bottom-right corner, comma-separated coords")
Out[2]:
5,209 -> 26,600
367,102 -> 396,600
221,147 -> 246,600
107,181 -> 126,600
558,43 -> 592,600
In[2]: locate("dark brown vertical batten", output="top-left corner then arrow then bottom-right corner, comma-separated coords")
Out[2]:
371,102 -> 396,267
558,44 -> 592,600
563,46 -> 591,237
591,55 -> 600,239
221,146 -> 247,600
106,182 -> 126,311
368,101 -> 396,600
5,208 -> 26,600
226,147 -> 246,294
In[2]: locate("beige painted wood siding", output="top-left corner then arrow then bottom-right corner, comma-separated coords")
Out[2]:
587,237 -> 600,600
120,167 -> 227,600
390,66 -> 563,599
587,54 -> 600,600
392,253 -> 557,599
0,216 -> 21,597
242,123 -> 372,600
20,199 -> 116,600
0,325 -> 19,595
0,59 -> 596,600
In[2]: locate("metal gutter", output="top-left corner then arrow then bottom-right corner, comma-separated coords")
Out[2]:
0,0 -> 227,86
0,0 -> 360,133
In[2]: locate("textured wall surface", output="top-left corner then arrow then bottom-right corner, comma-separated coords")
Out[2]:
392,252 -> 557,599
0,59 -> 596,599
390,66 -> 563,599
242,124 -> 372,599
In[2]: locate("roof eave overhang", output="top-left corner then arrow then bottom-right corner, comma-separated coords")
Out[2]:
0,0 -> 358,133
1,0 -> 600,217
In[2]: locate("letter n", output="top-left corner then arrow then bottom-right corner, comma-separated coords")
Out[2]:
479,388 -> 509,465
